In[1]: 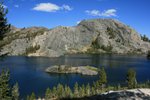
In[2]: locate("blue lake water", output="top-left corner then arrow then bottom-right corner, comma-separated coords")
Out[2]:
0,54 -> 150,98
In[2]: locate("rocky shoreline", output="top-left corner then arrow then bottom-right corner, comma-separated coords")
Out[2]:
78,88 -> 150,100
45,65 -> 98,75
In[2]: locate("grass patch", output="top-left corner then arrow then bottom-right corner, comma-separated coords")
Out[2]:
85,66 -> 98,71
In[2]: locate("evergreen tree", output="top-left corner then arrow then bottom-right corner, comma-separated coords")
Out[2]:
91,86 -> 96,95
93,81 -> 99,94
73,82 -> 79,97
64,85 -> 72,98
80,84 -> 85,97
0,69 -> 11,100
85,83 -> 90,96
78,87 -> 82,97
0,1 -> 10,40
12,83 -> 19,100
99,67 -> 107,87
45,88 -> 52,100
52,86 -> 57,98
57,84 -> 64,98
126,69 -> 137,88
29,92 -> 36,100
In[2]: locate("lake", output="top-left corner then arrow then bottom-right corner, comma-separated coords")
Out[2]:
0,54 -> 150,98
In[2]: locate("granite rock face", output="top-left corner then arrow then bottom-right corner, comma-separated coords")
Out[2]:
73,88 -> 150,100
0,19 -> 150,57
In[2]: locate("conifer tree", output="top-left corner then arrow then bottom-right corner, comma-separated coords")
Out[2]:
127,69 -> 137,88
85,83 -> 90,96
99,67 -> 107,88
12,83 -> 19,100
64,85 -> 72,98
52,86 -> 57,98
45,88 -> 52,100
29,92 -> 36,100
93,81 -> 99,94
0,69 -> 11,100
0,1 -> 10,40
91,86 -> 96,95
57,84 -> 64,98
78,84 -> 85,97
73,82 -> 79,97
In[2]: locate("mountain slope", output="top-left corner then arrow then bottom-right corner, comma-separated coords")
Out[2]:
0,19 -> 150,57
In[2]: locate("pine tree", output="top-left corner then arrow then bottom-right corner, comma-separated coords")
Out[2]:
12,83 -> 19,100
29,92 -> 36,100
91,86 -> 96,95
45,88 -> 52,100
127,69 -> 137,88
85,83 -> 90,96
99,67 -> 107,88
93,81 -> 99,94
73,82 -> 79,97
67,86 -> 72,98
52,86 -> 57,98
57,84 -> 64,98
0,69 -> 11,100
0,1 -> 10,40
78,84 -> 85,97
64,85 -> 72,98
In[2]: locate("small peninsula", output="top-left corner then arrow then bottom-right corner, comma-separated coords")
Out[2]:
45,65 -> 98,75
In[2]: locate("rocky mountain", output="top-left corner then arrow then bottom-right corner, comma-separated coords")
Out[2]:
0,19 -> 150,57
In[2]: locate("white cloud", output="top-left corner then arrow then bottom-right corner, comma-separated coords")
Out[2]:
14,5 -> 19,8
86,9 -> 117,17
33,3 -> 60,12
102,9 -> 117,17
32,3 -> 73,12
86,10 -> 101,16
61,5 -> 73,11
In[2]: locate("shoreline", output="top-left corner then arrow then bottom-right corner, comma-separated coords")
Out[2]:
1,53 -> 147,58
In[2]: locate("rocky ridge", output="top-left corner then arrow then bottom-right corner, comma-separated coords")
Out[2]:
0,19 -> 150,57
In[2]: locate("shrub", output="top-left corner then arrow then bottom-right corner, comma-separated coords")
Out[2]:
107,27 -> 116,39
24,45 -> 40,55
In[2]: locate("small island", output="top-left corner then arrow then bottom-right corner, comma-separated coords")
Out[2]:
45,65 -> 98,75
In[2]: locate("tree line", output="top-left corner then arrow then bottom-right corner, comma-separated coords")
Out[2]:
141,34 -> 150,42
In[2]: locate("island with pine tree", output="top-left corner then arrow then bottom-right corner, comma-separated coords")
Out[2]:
45,65 -> 98,75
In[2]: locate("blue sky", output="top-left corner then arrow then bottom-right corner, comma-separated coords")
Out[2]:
3,0 -> 150,37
